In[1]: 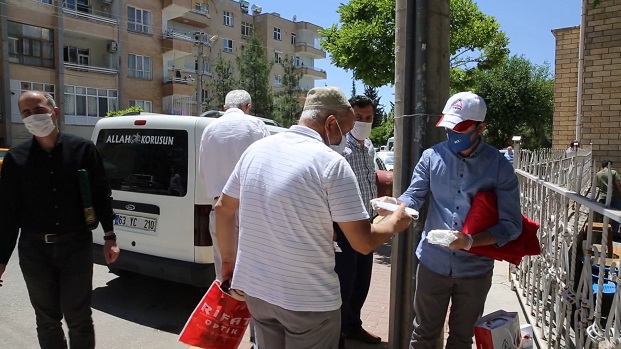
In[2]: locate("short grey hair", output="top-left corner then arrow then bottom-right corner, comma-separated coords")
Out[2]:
17,90 -> 56,111
224,90 -> 251,109
44,93 -> 56,109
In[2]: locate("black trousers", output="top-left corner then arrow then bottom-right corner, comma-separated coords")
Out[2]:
333,223 -> 373,334
18,233 -> 95,349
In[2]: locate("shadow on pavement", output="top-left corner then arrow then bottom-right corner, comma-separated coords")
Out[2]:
375,241 -> 392,266
91,272 -> 207,334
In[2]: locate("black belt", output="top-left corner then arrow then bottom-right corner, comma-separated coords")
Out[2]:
23,232 -> 84,244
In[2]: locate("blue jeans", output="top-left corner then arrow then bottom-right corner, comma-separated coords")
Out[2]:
18,233 -> 95,349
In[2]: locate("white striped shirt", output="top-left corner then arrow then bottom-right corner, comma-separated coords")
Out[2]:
223,125 -> 369,312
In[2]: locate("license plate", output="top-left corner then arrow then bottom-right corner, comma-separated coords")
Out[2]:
114,214 -> 157,232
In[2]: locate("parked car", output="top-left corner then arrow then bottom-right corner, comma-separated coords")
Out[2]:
376,151 -> 394,171
375,154 -> 394,197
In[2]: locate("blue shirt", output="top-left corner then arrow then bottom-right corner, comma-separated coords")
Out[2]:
504,151 -> 514,164
398,140 -> 522,278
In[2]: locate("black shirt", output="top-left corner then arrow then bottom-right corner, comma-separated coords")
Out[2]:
0,133 -> 114,264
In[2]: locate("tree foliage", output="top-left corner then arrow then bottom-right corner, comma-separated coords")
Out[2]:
370,103 -> 394,146
106,106 -> 143,117
320,0 -> 509,89
472,56 -> 554,149
236,34 -> 274,118
363,85 -> 385,127
273,55 -> 303,127
206,51 -> 237,110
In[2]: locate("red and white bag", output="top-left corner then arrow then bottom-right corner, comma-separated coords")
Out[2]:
474,310 -> 521,349
179,280 -> 251,349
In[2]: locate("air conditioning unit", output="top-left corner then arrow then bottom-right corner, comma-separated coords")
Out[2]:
106,41 -> 118,53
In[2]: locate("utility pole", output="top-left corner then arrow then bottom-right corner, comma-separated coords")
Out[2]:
389,1 -> 450,349
194,31 -> 206,113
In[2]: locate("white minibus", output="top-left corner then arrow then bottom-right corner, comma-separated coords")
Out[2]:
91,113 -> 286,286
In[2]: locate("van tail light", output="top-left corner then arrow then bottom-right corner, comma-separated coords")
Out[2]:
194,204 -> 213,246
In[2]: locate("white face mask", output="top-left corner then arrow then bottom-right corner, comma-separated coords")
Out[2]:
23,113 -> 56,137
350,121 -> 372,141
327,119 -> 347,155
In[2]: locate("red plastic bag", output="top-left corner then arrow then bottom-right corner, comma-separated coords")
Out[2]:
179,280 -> 251,349
462,192 -> 541,265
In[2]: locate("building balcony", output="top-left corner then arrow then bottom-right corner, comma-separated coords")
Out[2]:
162,30 -> 195,56
64,62 -> 117,75
294,43 -> 326,59
294,66 -> 327,80
295,21 -> 322,33
162,74 -> 196,97
62,1 -> 118,39
163,0 -> 210,28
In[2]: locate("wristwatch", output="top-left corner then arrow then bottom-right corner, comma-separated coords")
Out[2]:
103,233 -> 117,241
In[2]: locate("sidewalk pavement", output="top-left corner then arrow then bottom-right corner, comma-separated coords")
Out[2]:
235,242 -> 527,349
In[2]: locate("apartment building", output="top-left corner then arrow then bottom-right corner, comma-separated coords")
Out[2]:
0,0 -> 326,146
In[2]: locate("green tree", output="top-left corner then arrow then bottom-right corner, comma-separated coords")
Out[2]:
370,113 -> 394,147
351,76 -> 357,98
206,51 -> 237,110
363,85 -> 385,127
370,103 -> 394,146
320,0 -> 509,89
236,34 -> 274,118
273,55 -> 303,127
106,106 -> 143,117
471,56 -> 554,149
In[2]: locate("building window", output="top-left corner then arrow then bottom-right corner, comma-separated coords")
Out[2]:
223,39 -> 233,53
195,60 -> 209,74
7,21 -> 54,68
194,1 -> 208,14
273,27 -> 281,41
64,0 -> 90,12
294,56 -> 301,67
223,11 -> 233,27
35,0 -> 53,4
274,75 -> 282,87
241,22 -> 253,37
291,33 -> 296,45
10,80 -> 55,122
63,46 -> 90,65
64,85 -> 118,125
127,6 -> 152,34
274,51 -> 282,64
129,99 -> 152,112
128,54 -> 152,79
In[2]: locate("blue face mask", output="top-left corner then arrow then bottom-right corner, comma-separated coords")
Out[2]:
446,127 -> 480,153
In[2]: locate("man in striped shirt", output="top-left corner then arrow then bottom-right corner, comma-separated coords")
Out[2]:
215,87 -> 412,349
334,95 -> 381,347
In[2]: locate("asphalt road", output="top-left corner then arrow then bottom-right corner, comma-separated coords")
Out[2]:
0,251 -> 210,349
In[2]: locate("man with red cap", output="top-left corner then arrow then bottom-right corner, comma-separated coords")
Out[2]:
377,91 -> 522,348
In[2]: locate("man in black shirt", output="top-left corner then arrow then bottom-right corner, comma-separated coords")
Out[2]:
0,90 -> 120,349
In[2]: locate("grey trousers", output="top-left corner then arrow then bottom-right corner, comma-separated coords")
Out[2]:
245,295 -> 341,349
410,263 -> 492,349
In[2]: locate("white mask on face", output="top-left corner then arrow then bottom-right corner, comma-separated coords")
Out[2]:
23,113 -> 56,137
350,121 -> 372,141
327,119 -> 347,155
